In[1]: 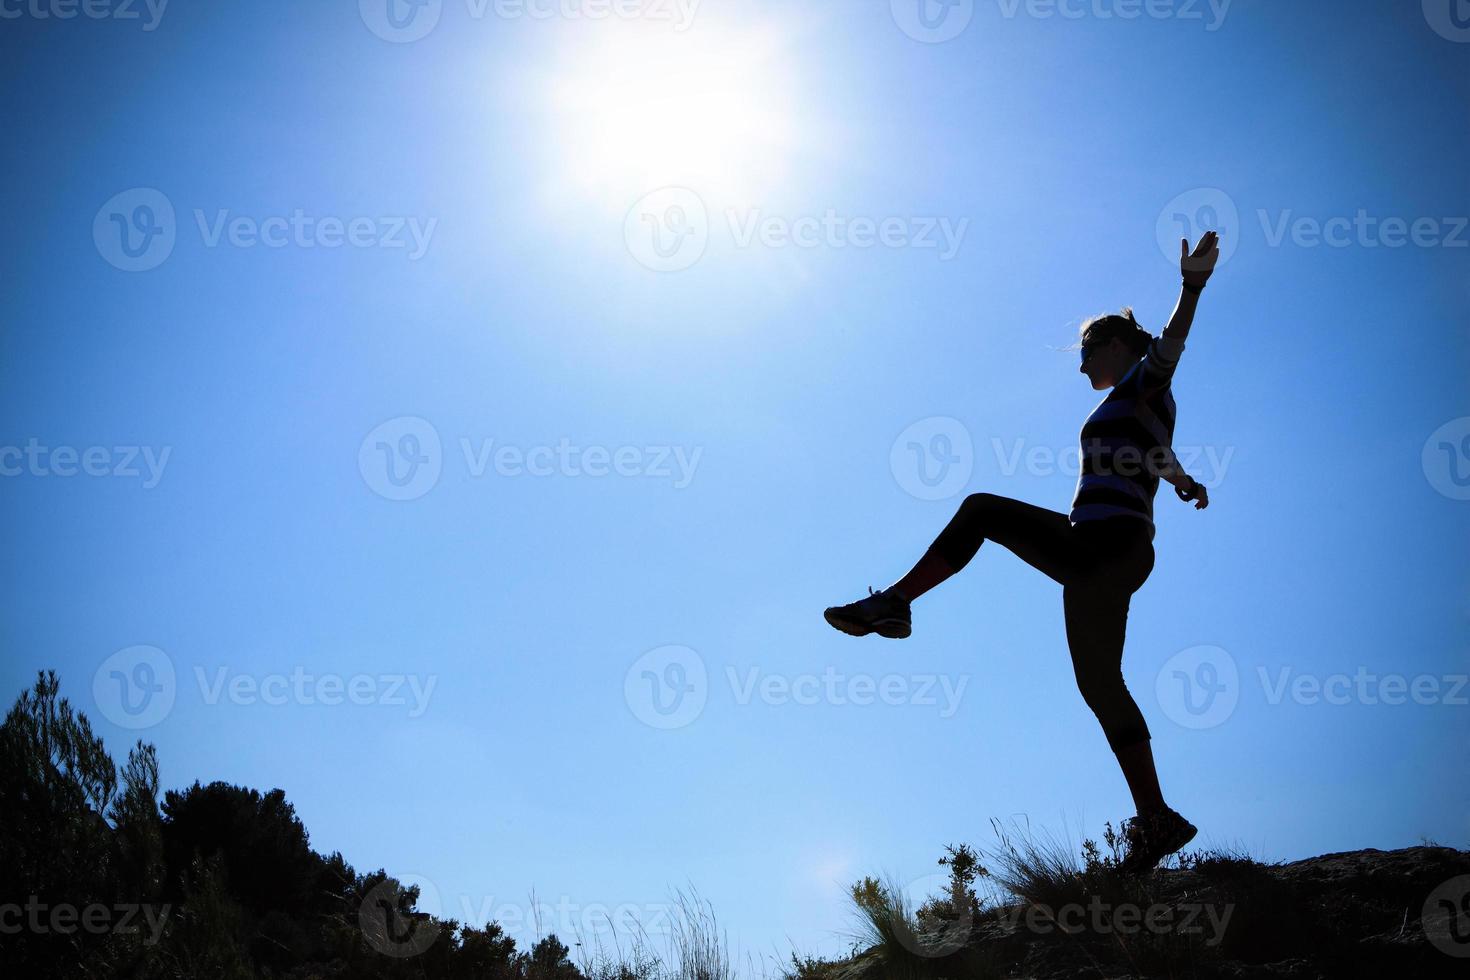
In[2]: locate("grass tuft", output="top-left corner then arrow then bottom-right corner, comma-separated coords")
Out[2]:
572,887 -> 734,980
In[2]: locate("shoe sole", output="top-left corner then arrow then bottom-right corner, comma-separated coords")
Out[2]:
824,609 -> 911,640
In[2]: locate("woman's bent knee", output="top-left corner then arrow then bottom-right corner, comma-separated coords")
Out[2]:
961,492 -> 997,514
929,494 -> 1000,572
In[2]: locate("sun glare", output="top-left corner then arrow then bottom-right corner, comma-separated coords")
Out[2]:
548,23 -> 800,208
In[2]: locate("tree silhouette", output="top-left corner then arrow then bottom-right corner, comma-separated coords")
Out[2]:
0,671 -> 589,979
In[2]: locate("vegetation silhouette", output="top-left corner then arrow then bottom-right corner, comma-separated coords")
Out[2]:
4,671 -> 1466,979
0,670 -> 580,980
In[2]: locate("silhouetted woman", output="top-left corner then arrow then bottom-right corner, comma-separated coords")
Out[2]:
825,231 -> 1221,873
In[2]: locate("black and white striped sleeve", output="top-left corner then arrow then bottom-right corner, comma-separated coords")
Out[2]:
1140,335 -> 1186,391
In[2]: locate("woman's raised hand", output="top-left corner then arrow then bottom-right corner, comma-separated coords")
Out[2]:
1181,231 -> 1220,289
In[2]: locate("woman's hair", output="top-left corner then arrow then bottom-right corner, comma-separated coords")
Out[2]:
1080,307 -> 1153,358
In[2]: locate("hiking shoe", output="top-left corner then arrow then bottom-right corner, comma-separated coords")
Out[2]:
1119,807 -> 1198,874
824,587 -> 912,639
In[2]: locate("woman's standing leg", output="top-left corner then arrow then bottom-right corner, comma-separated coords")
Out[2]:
890,493 -> 1079,600
1064,585 -> 1166,812
1062,526 -> 1166,814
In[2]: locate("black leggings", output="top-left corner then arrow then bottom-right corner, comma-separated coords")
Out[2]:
926,493 -> 1156,751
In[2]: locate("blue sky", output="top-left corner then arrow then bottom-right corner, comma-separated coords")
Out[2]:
2,0 -> 1468,969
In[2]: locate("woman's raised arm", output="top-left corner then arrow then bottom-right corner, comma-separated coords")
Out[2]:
1162,230 -> 1221,342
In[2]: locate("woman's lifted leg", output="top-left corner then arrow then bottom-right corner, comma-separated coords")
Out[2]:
824,493 -> 1077,637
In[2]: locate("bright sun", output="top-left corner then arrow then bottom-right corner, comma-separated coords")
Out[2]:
547,21 -> 800,208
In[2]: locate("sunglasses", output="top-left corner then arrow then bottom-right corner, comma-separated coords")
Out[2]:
1079,344 -> 1100,366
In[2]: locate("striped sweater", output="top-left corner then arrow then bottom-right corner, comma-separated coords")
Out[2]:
1069,334 -> 1186,538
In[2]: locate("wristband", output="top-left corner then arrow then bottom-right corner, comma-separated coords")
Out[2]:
1182,280 -> 1204,295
